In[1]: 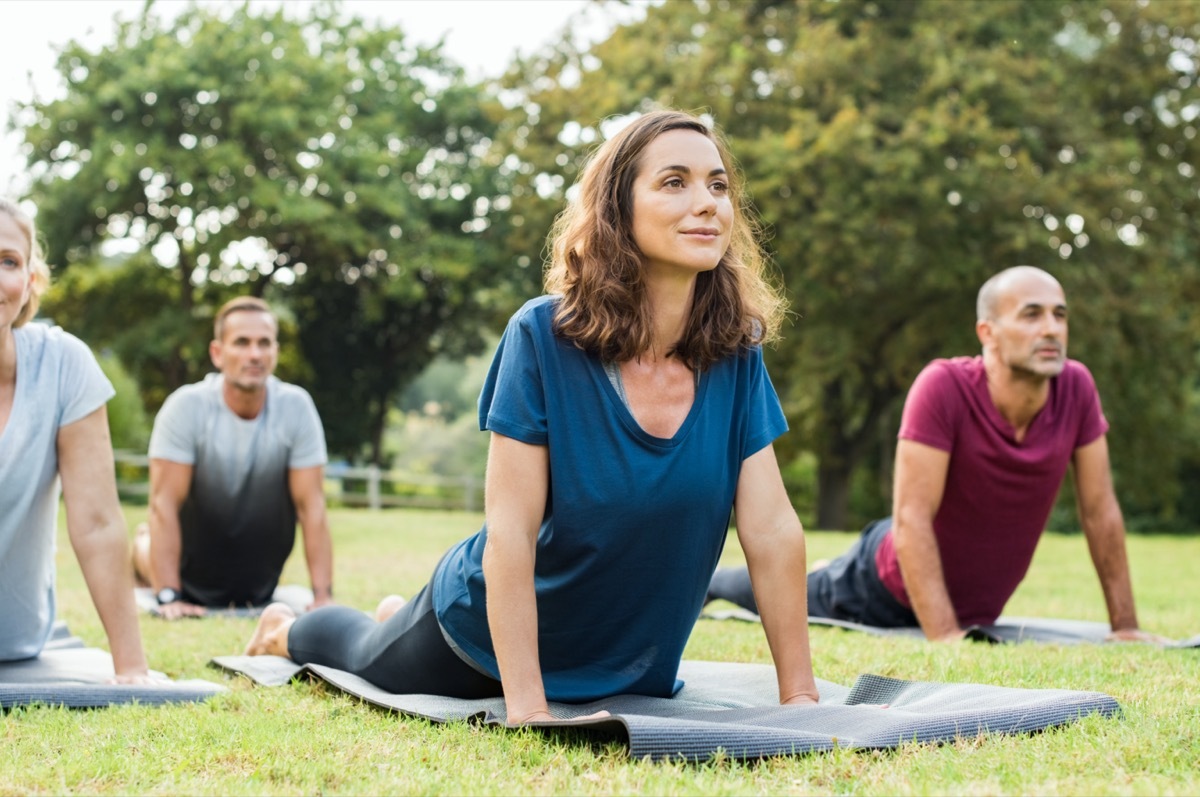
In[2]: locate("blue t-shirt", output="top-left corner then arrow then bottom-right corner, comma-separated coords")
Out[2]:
432,295 -> 787,702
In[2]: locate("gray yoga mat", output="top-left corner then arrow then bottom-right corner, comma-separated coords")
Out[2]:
1,623 -> 227,709
210,655 -> 1120,762
705,608 -> 1200,648
134,585 -> 314,618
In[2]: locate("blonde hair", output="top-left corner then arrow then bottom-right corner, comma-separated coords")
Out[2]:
0,198 -> 51,328
544,110 -> 787,369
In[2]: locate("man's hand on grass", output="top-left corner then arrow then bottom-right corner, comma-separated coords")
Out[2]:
1106,628 -> 1170,644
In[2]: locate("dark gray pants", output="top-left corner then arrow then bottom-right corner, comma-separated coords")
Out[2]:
706,518 -> 918,627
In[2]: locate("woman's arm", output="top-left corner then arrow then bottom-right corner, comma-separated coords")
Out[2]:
733,444 -> 819,704
58,406 -> 153,682
481,432 -> 553,722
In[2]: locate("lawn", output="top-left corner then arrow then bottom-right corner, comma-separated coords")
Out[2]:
3,507 -> 1198,795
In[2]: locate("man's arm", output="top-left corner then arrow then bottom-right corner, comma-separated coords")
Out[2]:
1072,435 -> 1149,639
147,458 -> 206,619
891,439 -> 964,641
288,465 -> 334,609
735,444 -> 819,705
58,407 -> 154,682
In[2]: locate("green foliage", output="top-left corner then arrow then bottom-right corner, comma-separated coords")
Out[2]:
42,252 -> 222,410
498,0 -> 1200,529
18,1 -> 518,462
22,505 -> 1200,795
397,339 -> 496,420
95,351 -> 150,451
385,410 -> 490,481
17,0 -> 1200,526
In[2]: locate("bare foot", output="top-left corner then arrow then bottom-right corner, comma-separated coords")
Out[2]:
244,603 -> 297,657
374,594 -> 407,623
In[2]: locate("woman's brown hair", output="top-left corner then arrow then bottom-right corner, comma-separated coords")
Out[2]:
543,109 -> 787,369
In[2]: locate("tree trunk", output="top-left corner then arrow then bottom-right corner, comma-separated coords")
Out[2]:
814,373 -> 901,531
878,406 -> 897,505
368,401 -> 387,467
816,459 -> 852,531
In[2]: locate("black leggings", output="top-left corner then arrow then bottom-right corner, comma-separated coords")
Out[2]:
287,582 -> 504,699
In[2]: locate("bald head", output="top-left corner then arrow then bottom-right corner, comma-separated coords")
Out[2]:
976,266 -> 1063,322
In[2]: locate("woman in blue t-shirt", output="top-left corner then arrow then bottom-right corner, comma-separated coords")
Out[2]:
0,198 -> 153,681
245,110 -> 819,722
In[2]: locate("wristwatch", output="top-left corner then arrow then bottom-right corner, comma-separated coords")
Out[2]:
156,587 -> 182,606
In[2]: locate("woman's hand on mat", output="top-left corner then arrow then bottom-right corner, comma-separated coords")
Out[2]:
781,692 -> 820,706
157,600 -> 207,620
1106,628 -> 1171,644
507,709 -> 611,726
109,669 -> 164,685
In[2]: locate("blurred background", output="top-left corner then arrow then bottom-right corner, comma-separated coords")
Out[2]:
4,0 -> 1199,531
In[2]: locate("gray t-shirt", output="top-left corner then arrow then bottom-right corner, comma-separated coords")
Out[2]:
148,373 -> 327,606
0,325 -> 114,660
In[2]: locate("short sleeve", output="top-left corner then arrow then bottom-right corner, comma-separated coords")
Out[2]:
1069,362 -> 1109,449
148,388 -> 199,464
477,303 -> 549,445
285,387 -> 328,469
740,346 -> 788,460
56,330 -> 115,428
898,361 -> 958,452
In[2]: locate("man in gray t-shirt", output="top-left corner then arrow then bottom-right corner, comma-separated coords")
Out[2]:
133,297 -> 334,619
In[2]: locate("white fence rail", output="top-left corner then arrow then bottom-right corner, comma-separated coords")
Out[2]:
113,451 -> 480,512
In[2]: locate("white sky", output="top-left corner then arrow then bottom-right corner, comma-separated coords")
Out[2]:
0,0 -> 648,197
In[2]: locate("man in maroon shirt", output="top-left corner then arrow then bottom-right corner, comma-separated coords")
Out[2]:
709,266 -> 1159,641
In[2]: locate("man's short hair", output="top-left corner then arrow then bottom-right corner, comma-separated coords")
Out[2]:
214,296 -> 276,341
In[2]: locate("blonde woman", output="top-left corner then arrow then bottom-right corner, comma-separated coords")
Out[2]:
0,198 -> 151,682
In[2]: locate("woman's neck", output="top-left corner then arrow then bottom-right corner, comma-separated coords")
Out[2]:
642,273 -> 696,361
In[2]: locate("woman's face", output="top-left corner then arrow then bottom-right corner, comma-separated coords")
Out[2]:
0,212 -> 32,331
629,129 -> 733,281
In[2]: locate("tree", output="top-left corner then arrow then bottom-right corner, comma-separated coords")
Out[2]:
18,1 -> 513,461
497,0 -> 1200,528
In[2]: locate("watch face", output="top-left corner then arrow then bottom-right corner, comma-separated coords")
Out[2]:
156,588 -> 180,605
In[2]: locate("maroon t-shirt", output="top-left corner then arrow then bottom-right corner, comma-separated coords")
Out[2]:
875,356 -> 1109,626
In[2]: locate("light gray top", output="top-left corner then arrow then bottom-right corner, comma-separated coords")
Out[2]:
148,373 -> 326,606
149,372 -> 327,475
0,324 -> 114,661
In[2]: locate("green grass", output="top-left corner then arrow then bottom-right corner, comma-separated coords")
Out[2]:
4,508 -> 1199,795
